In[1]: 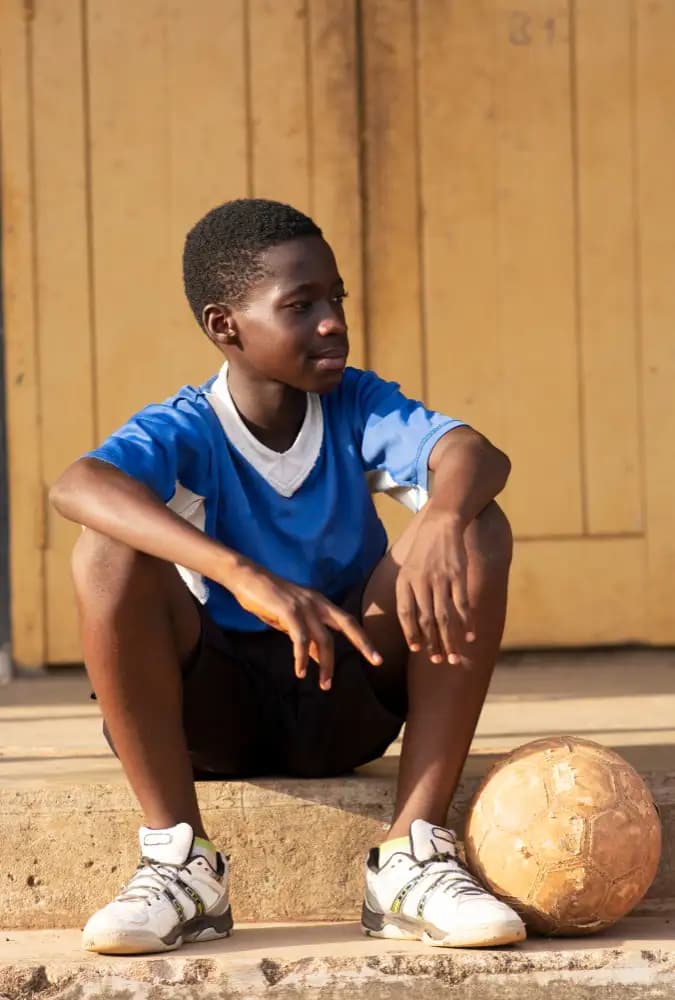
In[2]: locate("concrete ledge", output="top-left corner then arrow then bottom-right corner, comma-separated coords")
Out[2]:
2,918 -> 675,1000
1,753 -> 674,931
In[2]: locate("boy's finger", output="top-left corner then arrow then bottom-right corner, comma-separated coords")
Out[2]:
328,607 -> 383,666
433,580 -> 459,664
462,600 -> 477,643
395,579 -> 422,652
288,619 -> 310,680
452,568 -> 474,640
421,614 -> 444,664
303,608 -> 335,690
416,583 -> 444,664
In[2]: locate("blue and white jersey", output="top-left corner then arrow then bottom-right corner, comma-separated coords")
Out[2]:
86,365 -> 464,632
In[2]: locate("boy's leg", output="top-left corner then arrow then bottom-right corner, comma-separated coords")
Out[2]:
72,529 -> 206,837
361,501 -> 512,837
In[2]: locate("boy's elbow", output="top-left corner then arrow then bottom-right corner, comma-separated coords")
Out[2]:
498,447 -> 511,486
49,473 -> 72,516
491,444 -> 511,492
477,434 -> 510,492
49,461 -> 87,517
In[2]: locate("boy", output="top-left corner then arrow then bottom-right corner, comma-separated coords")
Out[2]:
51,198 -> 524,955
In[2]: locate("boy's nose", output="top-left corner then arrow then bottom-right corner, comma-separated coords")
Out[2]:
317,315 -> 347,336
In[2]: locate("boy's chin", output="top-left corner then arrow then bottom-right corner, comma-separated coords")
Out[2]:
306,367 -> 346,393
303,354 -> 348,391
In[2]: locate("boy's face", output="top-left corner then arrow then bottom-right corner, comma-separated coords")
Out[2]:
211,235 -> 349,393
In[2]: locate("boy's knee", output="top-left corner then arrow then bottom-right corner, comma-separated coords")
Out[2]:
465,501 -> 513,574
71,529 -> 147,598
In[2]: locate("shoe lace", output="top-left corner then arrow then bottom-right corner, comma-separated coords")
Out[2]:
413,851 -> 487,900
116,856 -> 191,907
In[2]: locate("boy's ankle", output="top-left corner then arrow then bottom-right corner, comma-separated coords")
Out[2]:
143,819 -> 208,840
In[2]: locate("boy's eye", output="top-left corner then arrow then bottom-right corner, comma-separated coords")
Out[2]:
287,290 -> 348,312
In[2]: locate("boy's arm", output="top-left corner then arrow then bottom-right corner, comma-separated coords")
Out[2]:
51,458 -> 244,581
395,427 -> 511,664
51,458 -> 381,686
426,425 -> 511,524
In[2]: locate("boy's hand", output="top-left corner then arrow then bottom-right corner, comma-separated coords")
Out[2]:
395,509 -> 476,665
228,564 -> 382,690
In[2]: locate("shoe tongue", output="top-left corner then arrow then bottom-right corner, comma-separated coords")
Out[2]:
409,820 -> 457,862
139,822 -> 194,865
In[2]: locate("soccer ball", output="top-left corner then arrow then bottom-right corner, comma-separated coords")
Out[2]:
464,736 -> 662,935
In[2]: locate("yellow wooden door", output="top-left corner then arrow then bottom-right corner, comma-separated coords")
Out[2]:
2,0 -> 674,665
363,0 -> 675,647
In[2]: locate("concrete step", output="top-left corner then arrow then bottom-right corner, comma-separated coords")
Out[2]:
2,917 -> 675,999
1,650 -> 674,931
1,752 -> 674,931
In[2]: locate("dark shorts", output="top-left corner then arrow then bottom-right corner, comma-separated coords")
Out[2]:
103,597 -> 406,780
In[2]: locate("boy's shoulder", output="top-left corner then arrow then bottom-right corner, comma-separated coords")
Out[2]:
325,366 -> 403,419
103,375 -> 225,452
131,373 -> 220,421
169,371 -> 219,406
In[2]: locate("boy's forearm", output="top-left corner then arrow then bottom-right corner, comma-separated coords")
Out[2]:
426,427 -> 511,528
50,458 -> 245,584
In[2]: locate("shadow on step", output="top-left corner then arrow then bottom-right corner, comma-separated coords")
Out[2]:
195,741 -> 674,827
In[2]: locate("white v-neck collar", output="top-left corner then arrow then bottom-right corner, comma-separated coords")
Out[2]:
205,363 -> 324,498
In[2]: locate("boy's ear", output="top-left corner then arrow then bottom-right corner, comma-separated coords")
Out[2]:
202,303 -> 239,347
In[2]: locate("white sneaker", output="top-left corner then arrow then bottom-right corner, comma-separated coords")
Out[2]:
82,822 -> 233,955
362,820 -> 526,948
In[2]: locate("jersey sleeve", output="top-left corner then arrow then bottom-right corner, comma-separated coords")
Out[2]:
349,369 -> 465,507
84,400 -> 211,503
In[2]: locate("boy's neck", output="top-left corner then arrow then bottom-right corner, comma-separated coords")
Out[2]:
226,365 -> 308,453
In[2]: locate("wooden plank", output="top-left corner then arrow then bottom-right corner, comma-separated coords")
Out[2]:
248,0 -> 311,212
505,537 -> 645,647
361,0 -> 423,541
575,0 -> 642,534
635,0 -> 675,642
308,0 -> 365,368
165,0 -> 248,379
31,0 -> 95,663
0,0 -> 45,667
87,0 -> 173,437
417,0 -> 503,441
360,0 -> 423,395
495,0 -> 582,536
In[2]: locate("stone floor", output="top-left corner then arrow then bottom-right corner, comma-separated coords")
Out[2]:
2,917 -> 674,1000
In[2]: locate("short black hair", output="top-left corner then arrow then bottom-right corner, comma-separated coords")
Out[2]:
182,198 -> 322,327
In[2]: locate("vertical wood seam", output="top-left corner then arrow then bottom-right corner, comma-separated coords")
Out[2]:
162,0 -> 171,341
411,0 -> 426,402
629,0 -> 647,537
304,0 -> 314,216
26,3 -> 47,655
81,0 -> 98,447
354,0 -> 369,369
568,0 -> 589,536
242,0 -> 254,196
492,0 -> 505,448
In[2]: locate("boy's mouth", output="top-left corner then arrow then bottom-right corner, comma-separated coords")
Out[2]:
308,347 -> 348,372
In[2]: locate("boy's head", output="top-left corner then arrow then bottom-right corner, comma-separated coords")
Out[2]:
183,198 -> 349,392
183,199 -> 322,318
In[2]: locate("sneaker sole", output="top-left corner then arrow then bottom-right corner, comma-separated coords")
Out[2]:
83,905 -> 234,956
361,901 -> 526,949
